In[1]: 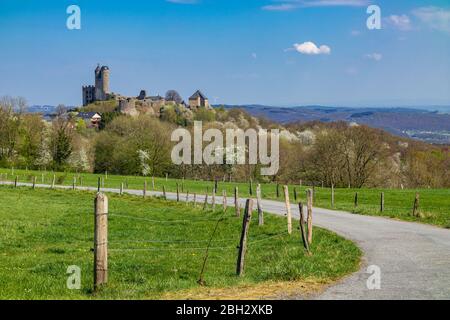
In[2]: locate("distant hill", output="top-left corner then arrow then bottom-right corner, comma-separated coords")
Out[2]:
27,105 -> 57,114
221,105 -> 450,144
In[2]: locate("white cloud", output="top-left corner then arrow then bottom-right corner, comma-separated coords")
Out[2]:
301,0 -> 369,7
293,41 -> 331,55
262,4 -> 297,11
263,0 -> 368,11
385,14 -> 412,31
365,53 -> 383,61
412,6 -> 450,33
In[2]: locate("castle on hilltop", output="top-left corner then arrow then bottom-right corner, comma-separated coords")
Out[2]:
82,65 -> 210,113
82,65 -> 111,106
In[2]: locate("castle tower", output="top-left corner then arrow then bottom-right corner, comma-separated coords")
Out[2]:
95,65 -> 110,101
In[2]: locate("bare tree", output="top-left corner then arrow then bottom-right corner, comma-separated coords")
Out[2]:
165,90 -> 183,104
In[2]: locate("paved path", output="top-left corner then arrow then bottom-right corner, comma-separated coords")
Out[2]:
3,182 -> 450,299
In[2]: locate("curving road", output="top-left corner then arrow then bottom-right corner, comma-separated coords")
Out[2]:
4,182 -> 450,300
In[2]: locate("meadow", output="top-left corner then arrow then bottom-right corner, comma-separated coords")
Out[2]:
0,186 -> 361,299
1,168 -> 449,228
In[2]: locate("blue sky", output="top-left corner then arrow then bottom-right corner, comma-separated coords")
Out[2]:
0,0 -> 449,107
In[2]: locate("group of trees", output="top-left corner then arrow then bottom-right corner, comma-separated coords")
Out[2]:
1,95 -> 448,188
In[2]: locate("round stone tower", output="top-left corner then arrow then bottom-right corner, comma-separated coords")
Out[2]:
95,65 -> 110,101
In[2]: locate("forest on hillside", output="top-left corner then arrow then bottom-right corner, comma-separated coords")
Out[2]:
1,96 -> 449,188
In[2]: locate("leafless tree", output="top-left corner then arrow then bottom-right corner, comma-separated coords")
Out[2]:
165,90 -> 183,104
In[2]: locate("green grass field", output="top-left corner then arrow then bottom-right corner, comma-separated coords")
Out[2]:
1,168 -> 449,227
0,186 -> 361,299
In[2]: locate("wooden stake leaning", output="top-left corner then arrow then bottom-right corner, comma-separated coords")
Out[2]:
306,189 -> 313,245
256,184 -> 264,226
412,193 -> 420,217
162,185 -> 167,200
298,203 -> 310,254
236,199 -> 253,276
380,192 -> 384,212
283,186 -> 292,235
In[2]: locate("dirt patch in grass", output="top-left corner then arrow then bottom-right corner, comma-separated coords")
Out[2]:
162,279 -> 330,300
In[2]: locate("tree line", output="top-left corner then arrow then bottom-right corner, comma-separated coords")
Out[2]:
1,96 -> 448,188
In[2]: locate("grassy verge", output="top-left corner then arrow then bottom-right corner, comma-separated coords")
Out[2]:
0,186 -> 361,299
1,167 -> 448,227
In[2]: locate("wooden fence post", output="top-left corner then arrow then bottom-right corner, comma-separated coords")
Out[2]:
236,199 -> 253,276
307,189 -> 313,245
276,183 -> 280,198
143,180 -> 147,198
249,178 -> 253,196
298,203 -> 310,254
203,193 -> 209,211
412,193 -> 420,217
380,192 -> 384,212
212,190 -> 216,211
186,190 -> 190,203
72,177 -> 76,190
283,186 -> 292,235
162,185 -> 167,200
293,187 -> 297,202
97,177 -> 101,192
331,184 -> 335,208
14,176 -> 18,188
354,192 -> 358,208
52,174 -> 56,189
176,183 -> 180,202
214,179 -> 218,194
234,187 -> 240,217
256,184 -> 264,226
94,193 -> 108,290
32,176 -> 36,189
222,190 -> 227,212
193,193 -> 197,207
120,182 -> 124,196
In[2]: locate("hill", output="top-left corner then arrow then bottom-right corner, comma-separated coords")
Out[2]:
222,105 -> 450,144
